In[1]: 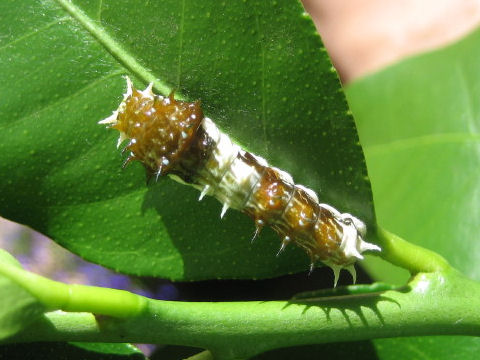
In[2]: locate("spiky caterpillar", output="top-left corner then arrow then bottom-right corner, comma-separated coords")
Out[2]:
100,77 -> 380,285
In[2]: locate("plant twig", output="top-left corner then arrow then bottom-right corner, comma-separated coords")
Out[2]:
374,227 -> 450,274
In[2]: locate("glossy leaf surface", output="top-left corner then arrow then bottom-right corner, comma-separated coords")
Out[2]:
347,26 -> 480,360
0,0 -> 372,279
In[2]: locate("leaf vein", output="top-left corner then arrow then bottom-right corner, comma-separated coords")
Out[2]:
0,70 -> 124,131
365,133 -> 480,156
54,0 -> 172,96
0,16 -> 70,53
176,0 -> 186,89
254,4 -> 269,154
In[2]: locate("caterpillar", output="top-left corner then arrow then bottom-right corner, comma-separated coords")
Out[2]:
99,77 -> 381,286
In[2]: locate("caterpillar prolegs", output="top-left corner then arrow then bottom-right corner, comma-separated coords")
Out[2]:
99,77 -> 381,286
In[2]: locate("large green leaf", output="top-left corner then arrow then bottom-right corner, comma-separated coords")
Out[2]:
347,26 -> 480,284
346,26 -> 480,360
0,0 -> 372,280
70,343 -> 146,358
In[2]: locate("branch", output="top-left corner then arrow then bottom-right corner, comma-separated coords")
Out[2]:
374,227 -> 450,273
4,268 -> 480,359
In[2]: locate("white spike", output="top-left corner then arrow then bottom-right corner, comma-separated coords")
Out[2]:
276,236 -> 290,256
331,264 -> 342,288
220,203 -> 229,218
251,226 -> 261,243
276,244 -> 285,257
142,82 -> 154,98
116,132 -> 128,148
123,76 -> 133,98
117,132 -> 128,149
199,185 -> 210,201
155,166 -> 163,181
98,111 -> 118,125
345,264 -> 357,284
359,240 -> 381,253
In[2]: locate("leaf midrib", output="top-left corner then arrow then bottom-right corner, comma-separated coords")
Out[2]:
365,132 -> 480,156
54,0 -> 173,96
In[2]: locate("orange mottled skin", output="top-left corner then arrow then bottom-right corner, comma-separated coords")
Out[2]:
113,88 -> 203,175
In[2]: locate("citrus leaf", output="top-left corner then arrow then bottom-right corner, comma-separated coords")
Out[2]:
373,336 -> 480,360
0,0 -> 372,280
70,342 -> 146,357
346,26 -> 480,360
347,26 -> 480,284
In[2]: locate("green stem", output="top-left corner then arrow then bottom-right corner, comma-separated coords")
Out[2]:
4,269 -> 480,359
374,226 -> 450,274
0,259 -> 147,318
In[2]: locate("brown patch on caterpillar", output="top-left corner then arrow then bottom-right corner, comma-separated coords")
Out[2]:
100,77 -> 381,286
243,163 -> 347,266
102,78 -> 203,177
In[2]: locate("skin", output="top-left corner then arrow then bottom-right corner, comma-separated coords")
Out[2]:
302,0 -> 480,82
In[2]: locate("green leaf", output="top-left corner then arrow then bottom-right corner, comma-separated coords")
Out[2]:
0,342 -> 147,360
70,342 -> 145,357
346,25 -> 480,360
373,336 -> 480,360
0,0 -> 372,280
347,26 -> 480,284
0,249 -> 45,340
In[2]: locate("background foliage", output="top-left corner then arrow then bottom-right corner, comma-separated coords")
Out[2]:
0,0 -> 479,359
346,25 -> 480,360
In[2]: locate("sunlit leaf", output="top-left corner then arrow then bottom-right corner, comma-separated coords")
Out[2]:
0,0 -> 372,280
